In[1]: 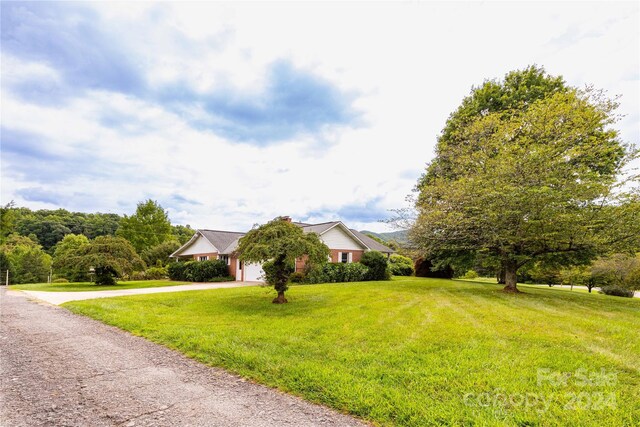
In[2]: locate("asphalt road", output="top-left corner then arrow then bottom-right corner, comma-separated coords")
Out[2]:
0,287 -> 367,427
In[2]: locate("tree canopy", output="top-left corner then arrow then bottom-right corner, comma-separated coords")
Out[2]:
412,66 -> 639,292
0,234 -> 51,284
52,234 -> 90,281
235,217 -> 330,303
57,236 -> 145,285
116,200 -> 173,253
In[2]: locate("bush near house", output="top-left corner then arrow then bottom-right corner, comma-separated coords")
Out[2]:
127,267 -> 169,281
145,266 -> 169,280
389,254 -> 415,276
167,262 -> 188,281
167,260 -> 229,282
360,251 -> 391,281
298,251 -> 392,284
304,262 -> 369,284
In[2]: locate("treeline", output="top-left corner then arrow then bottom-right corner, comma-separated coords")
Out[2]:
0,200 -> 195,284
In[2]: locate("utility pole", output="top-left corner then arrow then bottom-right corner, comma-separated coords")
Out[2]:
5,269 -> 8,286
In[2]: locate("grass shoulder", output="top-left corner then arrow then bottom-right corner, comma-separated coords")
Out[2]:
10,280 -> 190,292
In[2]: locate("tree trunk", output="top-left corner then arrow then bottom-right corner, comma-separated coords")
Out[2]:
502,260 -> 520,293
497,267 -> 506,284
272,291 -> 288,304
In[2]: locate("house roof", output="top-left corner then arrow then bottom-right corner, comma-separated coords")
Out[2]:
349,229 -> 394,254
298,221 -> 394,254
300,221 -> 340,235
171,219 -> 394,257
199,229 -> 245,254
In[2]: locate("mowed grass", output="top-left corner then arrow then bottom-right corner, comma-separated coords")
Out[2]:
11,280 -> 189,292
64,277 -> 640,426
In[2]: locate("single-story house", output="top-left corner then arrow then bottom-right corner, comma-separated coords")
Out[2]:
169,217 -> 394,281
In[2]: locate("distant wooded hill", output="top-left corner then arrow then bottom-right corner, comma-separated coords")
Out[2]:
360,229 -> 408,245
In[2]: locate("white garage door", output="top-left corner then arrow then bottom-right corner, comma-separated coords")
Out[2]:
244,262 -> 264,282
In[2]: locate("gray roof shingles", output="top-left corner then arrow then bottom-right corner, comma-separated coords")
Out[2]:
349,229 -> 394,253
180,221 -> 394,256
198,229 -> 245,254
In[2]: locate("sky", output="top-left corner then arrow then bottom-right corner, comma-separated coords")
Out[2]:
1,1 -> 638,233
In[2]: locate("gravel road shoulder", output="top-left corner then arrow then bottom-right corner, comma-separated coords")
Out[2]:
0,287 -> 367,427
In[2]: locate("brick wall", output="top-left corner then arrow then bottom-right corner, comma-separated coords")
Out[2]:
329,249 -> 364,263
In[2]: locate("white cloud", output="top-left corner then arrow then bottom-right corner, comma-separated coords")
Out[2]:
2,1 -> 638,233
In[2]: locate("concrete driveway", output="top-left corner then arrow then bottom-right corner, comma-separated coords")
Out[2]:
16,281 -> 262,305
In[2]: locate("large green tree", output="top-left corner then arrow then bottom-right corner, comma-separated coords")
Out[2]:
142,240 -> 181,267
0,201 -> 17,244
117,200 -> 173,253
412,67 -> 639,292
1,234 -> 52,284
57,236 -> 145,285
52,234 -> 90,281
235,217 -> 330,303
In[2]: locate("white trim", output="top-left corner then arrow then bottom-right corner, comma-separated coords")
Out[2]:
236,259 -> 243,281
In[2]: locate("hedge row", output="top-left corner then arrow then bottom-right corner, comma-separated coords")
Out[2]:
304,262 -> 369,283
300,251 -> 392,284
168,260 -> 230,282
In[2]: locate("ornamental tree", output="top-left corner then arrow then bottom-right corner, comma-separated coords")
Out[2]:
412,67 -> 639,293
235,217 -> 330,303
58,236 -> 145,285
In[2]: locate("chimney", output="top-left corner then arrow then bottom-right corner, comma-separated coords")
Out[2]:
282,216 -> 292,222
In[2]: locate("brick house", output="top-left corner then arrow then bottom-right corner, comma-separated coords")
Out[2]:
169,217 -> 394,281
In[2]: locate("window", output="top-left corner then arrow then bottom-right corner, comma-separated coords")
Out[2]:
199,256 -> 209,261
238,261 -> 243,270
220,255 -> 230,265
340,252 -> 349,263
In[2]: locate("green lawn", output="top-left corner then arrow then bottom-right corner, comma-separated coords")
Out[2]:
63,277 -> 640,426
10,280 -> 189,292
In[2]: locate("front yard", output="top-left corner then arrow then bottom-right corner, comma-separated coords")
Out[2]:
63,277 -> 640,426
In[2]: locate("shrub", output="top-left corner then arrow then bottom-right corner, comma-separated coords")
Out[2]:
288,271 -> 306,283
361,251 -> 391,281
599,286 -> 635,298
463,270 -> 479,279
186,260 -> 223,282
145,266 -> 168,280
168,260 -> 229,282
305,263 -> 369,284
168,262 -> 189,281
52,278 -> 69,283
389,254 -> 414,276
342,263 -> 370,282
129,271 -> 147,281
